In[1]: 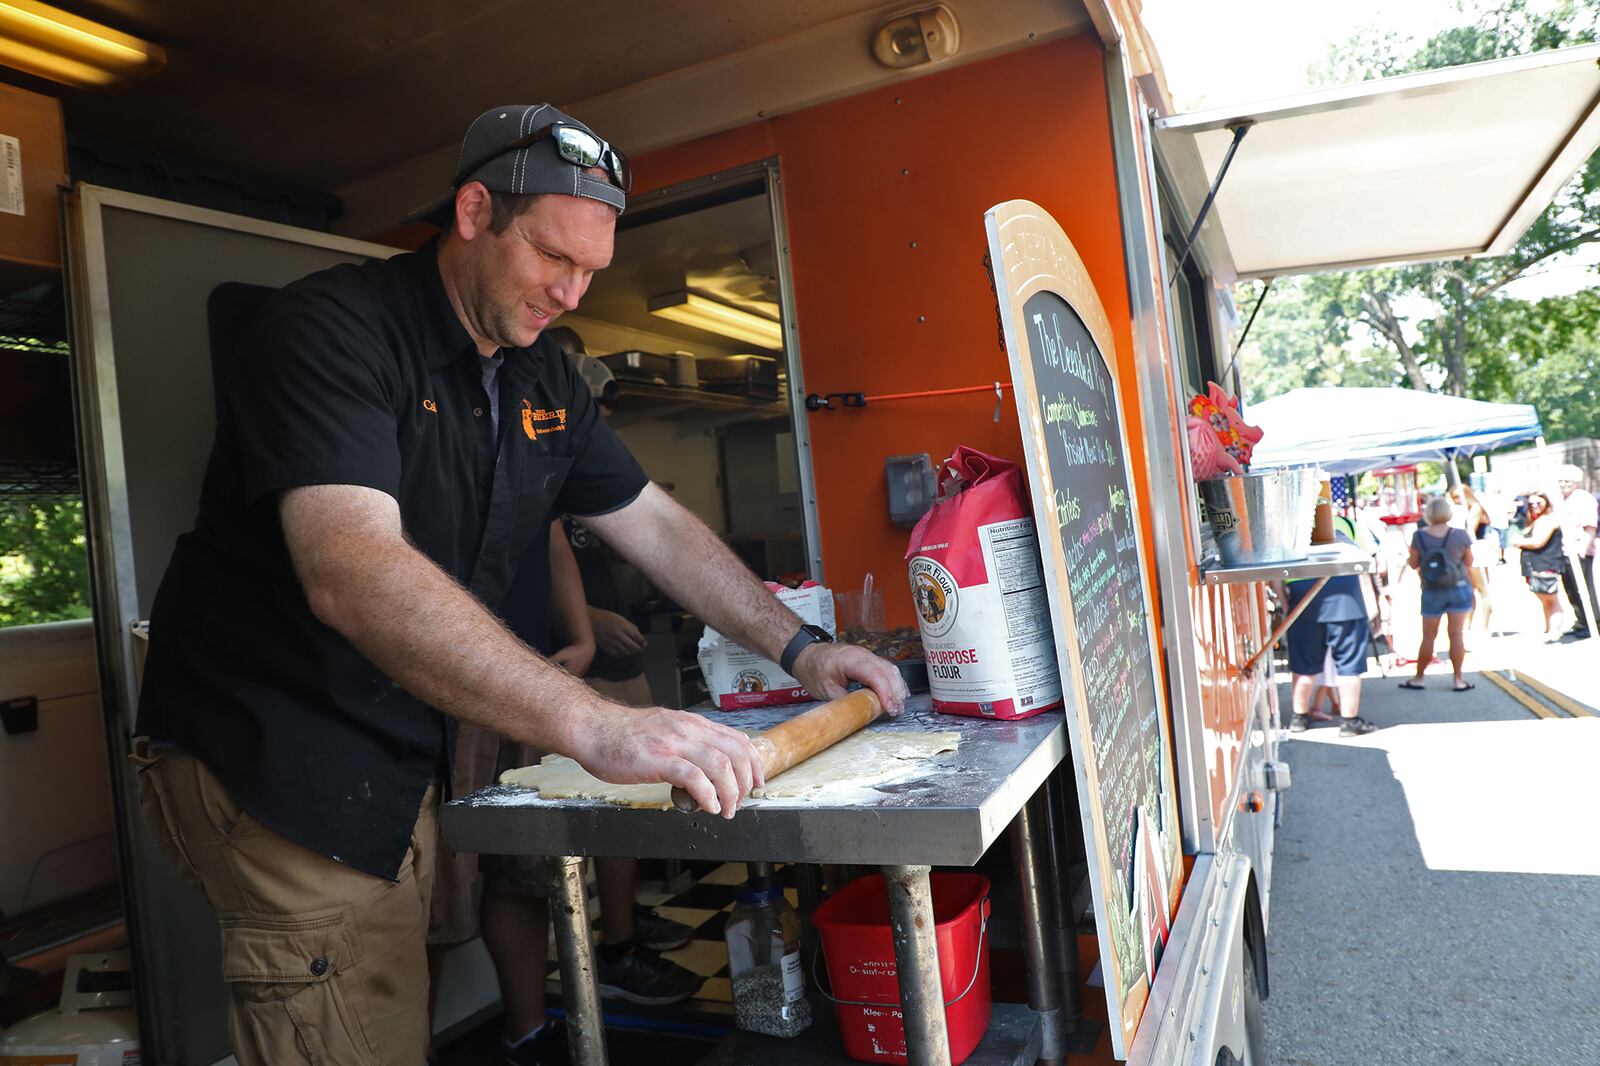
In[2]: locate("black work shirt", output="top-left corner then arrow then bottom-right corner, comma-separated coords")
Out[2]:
136,239 -> 648,879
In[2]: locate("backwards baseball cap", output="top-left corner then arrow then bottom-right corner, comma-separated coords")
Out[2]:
407,103 -> 628,227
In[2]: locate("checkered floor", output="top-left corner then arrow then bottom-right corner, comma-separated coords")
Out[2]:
547,860 -> 801,1013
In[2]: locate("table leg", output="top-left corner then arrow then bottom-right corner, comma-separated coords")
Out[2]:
1041,774 -> 1083,1025
549,855 -> 607,1066
883,864 -> 952,1066
1012,792 -> 1065,1065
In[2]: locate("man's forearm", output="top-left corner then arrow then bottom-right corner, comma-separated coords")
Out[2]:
587,485 -> 803,663
294,520 -> 609,752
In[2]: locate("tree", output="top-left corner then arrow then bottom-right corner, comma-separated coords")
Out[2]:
1242,0 -> 1600,400
0,498 -> 93,627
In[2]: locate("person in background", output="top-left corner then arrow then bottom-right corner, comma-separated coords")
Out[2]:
1555,464 -> 1598,639
1512,491 -> 1566,643
1400,495 -> 1475,692
428,336 -> 705,1066
1449,484 -> 1496,635
1278,518 -> 1378,736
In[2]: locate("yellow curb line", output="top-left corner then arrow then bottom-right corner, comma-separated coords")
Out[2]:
1482,670 -> 1559,720
1515,673 -> 1597,718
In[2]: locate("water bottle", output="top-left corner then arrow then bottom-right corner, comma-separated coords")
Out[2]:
725,873 -> 812,1037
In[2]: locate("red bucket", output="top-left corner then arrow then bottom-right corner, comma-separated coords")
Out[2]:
811,873 -> 992,1064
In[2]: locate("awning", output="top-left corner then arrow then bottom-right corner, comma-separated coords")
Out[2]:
1246,387 -> 1543,474
1154,43 -> 1600,280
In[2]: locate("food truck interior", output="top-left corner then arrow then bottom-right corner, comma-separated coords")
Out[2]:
8,0 -> 1593,1063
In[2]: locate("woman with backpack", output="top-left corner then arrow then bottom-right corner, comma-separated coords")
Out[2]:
1401,494 -> 1475,691
1511,491 -> 1566,643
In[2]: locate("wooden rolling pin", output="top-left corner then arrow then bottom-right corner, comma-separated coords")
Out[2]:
671,688 -> 885,813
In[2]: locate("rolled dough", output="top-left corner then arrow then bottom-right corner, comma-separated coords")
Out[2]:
498,730 -> 961,809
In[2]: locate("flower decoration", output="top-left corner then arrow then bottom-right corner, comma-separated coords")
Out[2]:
1186,382 -> 1263,480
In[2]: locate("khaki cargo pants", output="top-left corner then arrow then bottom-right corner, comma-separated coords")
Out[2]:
133,740 -> 435,1065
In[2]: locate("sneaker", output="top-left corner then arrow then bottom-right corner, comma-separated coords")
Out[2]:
595,946 -> 705,1005
1338,716 -> 1378,737
633,904 -> 694,951
1289,714 -> 1311,733
501,1019 -> 569,1066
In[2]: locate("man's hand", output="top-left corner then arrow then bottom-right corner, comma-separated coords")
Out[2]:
590,607 -> 647,658
792,643 -> 909,716
550,639 -> 595,676
569,705 -> 764,818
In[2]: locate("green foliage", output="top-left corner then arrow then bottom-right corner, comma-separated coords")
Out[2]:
0,498 -> 93,627
1242,0 -> 1600,406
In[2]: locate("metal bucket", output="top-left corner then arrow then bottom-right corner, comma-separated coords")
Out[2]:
1197,467 -> 1317,567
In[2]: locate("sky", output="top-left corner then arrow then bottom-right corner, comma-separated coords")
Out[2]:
1139,0 -> 1480,111
1139,0 -> 1598,303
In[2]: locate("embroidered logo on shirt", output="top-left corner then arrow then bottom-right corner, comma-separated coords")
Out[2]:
422,399 -> 438,413
521,399 -> 568,441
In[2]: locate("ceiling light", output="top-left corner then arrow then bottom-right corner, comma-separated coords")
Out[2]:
0,0 -> 165,91
648,290 -> 783,350
872,4 -> 960,69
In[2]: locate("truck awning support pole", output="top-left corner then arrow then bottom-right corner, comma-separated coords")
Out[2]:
1167,122 -> 1252,288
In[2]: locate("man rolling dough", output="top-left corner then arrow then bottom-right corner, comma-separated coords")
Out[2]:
130,103 -> 906,1066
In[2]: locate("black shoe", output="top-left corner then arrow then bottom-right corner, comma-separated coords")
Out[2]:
633,904 -> 695,951
1289,714 -> 1311,733
595,946 -> 705,1005
501,1019 -> 569,1066
1338,716 -> 1378,737
1564,628 -> 1591,641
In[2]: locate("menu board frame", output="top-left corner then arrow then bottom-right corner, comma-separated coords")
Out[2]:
983,199 -> 1182,1056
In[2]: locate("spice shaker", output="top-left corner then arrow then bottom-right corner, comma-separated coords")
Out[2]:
726,871 -> 812,1037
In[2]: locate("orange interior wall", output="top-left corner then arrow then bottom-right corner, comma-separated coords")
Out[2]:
636,34 -> 1151,626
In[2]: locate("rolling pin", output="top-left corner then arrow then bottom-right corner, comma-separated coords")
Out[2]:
671,688 -> 885,813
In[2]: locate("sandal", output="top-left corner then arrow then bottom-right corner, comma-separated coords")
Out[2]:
1398,680 -> 1425,691
1452,682 -> 1475,692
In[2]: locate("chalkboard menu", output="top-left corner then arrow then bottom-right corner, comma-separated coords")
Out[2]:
985,201 -> 1181,1057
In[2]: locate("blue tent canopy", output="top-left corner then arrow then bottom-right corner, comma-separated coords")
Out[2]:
1245,387 -> 1543,475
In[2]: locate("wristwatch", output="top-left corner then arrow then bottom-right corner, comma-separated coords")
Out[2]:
780,623 -> 834,674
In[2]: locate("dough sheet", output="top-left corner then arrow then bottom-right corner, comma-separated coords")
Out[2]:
498,729 -> 961,808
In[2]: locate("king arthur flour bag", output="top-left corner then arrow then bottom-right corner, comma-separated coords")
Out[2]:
905,447 -> 1061,720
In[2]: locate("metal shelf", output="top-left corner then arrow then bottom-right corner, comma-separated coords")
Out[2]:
1199,541 -> 1375,586
608,381 -> 787,429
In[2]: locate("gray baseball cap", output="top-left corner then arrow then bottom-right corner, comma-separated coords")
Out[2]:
407,103 -> 628,226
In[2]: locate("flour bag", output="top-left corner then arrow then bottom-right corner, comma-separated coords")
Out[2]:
905,446 -> 1062,719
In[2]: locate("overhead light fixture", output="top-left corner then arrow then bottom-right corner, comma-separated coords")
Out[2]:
648,290 -> 783,350
0,0 -> 166,91
872,4 -> 960,69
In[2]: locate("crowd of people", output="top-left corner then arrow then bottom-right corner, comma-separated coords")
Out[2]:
1279,463 -> 1599,734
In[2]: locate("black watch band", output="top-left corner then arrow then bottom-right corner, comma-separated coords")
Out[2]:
780,623 -> 833,674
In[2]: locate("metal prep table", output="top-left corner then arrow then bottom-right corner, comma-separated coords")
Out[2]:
441,694 -> 1077,1066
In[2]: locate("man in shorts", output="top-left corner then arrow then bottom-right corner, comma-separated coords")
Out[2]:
1556,464 -> 1598,638
1277,541 -> 1377,737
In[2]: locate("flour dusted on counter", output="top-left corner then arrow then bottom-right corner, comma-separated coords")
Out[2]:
698,581 -> 835,709
906,446 -> 1062,720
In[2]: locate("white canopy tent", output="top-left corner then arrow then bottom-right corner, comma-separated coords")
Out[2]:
1246,387 -> 1542,475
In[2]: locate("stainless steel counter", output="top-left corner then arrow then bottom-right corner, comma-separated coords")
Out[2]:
441,694 -> 1066,867
440,694 -> 1072,1066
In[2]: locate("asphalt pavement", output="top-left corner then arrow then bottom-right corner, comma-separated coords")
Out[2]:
1263,662 -> 1600,1065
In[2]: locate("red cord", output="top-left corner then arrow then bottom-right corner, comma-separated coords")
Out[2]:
864,382 -> 1014,403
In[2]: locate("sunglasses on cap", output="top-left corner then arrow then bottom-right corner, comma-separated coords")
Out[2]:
453,122 -> 632,193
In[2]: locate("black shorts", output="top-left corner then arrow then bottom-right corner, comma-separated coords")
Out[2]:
1287,617 -> 1368,677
